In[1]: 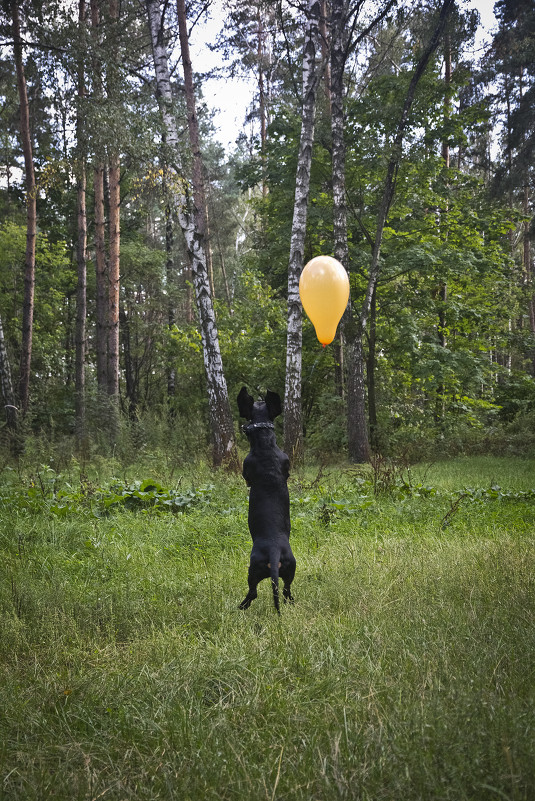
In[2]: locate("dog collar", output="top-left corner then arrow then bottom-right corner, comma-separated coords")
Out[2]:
242,422 -> 275,433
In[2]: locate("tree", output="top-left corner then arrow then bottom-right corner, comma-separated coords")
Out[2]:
11,0 -> 36,416
283,0 -> 322,463
0,311 -> 17,435
90,0 -> 108,397
75,0 -> 88,451
490,0 -> 535,374
106,0 -> 121,406
146,0 -> 238,468
329,0 -> 398,458
217,0 -> 283,192
346,0 -> 455,462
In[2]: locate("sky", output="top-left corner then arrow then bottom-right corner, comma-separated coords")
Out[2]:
189,0 -> 499,154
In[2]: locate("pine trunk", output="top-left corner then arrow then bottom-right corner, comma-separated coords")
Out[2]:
91,0 -> 108,394
107,0 -> 121,411
367,289 -> 378,451
107,156 -> 120,401
524,184 -> 535,375
12,0 -> 36,415
75,0 -> 88,453
94,164 -> 108,392
75,146 -> 87,449
284,0 -> 322,464
148,0 -> 237,468
436,31 -> 451,421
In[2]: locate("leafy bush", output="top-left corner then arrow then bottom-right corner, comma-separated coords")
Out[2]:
0,465 -> 213,517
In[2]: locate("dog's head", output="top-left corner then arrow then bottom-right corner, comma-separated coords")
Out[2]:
237,386 -> 282,425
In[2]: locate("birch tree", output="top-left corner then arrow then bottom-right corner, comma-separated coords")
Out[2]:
146,0 -> 237,468
283,0 -> 322,463
0,312 -> 17,434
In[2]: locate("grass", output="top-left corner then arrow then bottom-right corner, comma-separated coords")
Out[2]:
1,456 -> 534,800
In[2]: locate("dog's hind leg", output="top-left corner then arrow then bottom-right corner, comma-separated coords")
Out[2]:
238,588 -> 257,610
281,556 -> 296,604
238,563 -> 263,610
269,551 -> 282,614
282,583 -> 294,604
271,576 -> 280,614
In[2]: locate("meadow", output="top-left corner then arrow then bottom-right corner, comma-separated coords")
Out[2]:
1,456 -> 534,800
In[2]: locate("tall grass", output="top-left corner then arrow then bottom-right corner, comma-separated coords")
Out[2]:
1,457 -> 534,800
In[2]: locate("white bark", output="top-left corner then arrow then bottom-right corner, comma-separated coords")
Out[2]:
0,313 -> 17,431
330,0 -> 348,271
284,0 -> 322,461
146,0 -> 236,466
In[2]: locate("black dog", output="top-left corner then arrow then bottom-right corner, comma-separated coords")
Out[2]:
237,387 -> 296,614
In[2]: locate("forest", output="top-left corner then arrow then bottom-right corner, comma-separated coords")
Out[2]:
0,0 -> 534,468
2,3 -> 535,798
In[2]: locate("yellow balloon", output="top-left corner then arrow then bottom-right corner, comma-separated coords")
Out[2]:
299,256 -> 350,346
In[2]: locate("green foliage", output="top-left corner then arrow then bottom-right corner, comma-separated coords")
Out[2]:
0,0 -> 533,467
0,464 -> 213,518
216,269 -> 288,393
0,222 -> 73,386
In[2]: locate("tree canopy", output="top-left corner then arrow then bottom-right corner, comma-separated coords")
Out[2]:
0,0 -> 533,465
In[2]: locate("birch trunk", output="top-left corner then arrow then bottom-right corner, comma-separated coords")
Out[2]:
120,304 -> 136,418
284,0 -> 322,464
0,313 -> 17,432
11,0 -> 36,415
330,0 -> 349,403
346,332 -> 368,461
147,0 -> 237,468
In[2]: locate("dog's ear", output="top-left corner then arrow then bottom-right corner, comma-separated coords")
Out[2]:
237,386 -> 254,419
265,390 -> 282,420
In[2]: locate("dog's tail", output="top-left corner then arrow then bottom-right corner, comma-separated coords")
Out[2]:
269,546 -> 281,614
